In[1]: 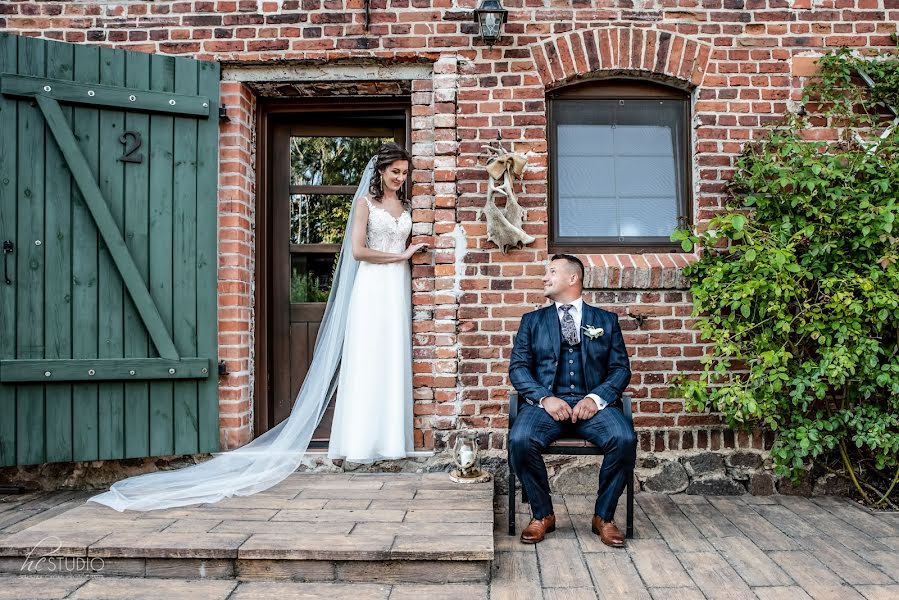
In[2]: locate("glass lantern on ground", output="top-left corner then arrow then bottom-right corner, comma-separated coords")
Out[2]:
449,431 -> 491,484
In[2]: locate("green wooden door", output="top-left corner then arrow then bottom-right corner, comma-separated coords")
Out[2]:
0,33 -> 220,466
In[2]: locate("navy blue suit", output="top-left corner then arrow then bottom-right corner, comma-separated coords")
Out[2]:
509,301 -> 636,521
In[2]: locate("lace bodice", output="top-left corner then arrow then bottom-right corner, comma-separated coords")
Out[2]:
364,198 -> 412,254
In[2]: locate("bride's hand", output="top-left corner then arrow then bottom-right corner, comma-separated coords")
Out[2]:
403,243 -> 428,260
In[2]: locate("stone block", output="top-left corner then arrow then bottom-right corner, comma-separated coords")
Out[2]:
680,453 -> 726,477
685,477 -> 746,496
639,461 -> 689,494
749,471 -> 776,496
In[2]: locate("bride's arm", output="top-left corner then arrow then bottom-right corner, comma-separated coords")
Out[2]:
350,196 -> 414,264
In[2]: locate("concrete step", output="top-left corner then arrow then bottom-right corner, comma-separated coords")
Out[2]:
0,473 -> 494,585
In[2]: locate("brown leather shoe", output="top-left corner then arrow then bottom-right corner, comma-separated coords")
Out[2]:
592,516 -> 626,547
520,514 -> 556,544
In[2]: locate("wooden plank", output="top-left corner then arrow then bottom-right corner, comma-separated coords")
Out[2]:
195,58 -> 220,454
97,45 -> 126,460
42,35 -> 75,464
793,535 -> 894,585
35,95 -> 181,362
0,73 -> 212,117
123,49 -> 151,459
0,33 -> 18,467
173,56 -> 200,456
148,53 -> 176,456
71,42 -> 100,462
0,357 -> 210,381
15,34 -> 47,466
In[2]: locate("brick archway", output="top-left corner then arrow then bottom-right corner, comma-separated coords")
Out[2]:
530,27 -> 713,90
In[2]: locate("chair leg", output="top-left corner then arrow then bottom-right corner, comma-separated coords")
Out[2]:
626,469 -> 634,539
521,487 -> 528,504
508,455 -> 516,536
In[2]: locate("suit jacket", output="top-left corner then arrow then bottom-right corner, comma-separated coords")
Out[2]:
509,301 -> 631,406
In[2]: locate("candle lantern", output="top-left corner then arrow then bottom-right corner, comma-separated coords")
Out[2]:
450,431 -> 491,484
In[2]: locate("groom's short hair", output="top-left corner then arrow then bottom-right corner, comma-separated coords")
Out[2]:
551,254 -> 585,283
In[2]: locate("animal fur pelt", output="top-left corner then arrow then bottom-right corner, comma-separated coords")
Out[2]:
479,142 -> 535,254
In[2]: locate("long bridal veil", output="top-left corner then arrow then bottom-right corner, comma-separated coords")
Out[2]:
88,158 -> 375,511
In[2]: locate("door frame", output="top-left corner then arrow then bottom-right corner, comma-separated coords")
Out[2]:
254,97 -> 412,437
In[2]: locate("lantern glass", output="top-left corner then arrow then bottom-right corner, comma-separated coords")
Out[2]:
479,13 -> 502,40
453,431 -> 480,476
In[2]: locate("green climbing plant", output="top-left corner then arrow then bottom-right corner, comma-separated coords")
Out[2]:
671,43 -> 899,507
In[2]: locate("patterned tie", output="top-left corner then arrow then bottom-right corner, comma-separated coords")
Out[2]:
560,304 -> 579,345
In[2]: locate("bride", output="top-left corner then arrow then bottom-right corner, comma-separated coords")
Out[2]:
88,142 -> 424,511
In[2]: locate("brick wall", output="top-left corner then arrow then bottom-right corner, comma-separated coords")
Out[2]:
3,0 -> 896,458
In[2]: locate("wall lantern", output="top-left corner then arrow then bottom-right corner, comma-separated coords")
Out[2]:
473,0 -> 508,47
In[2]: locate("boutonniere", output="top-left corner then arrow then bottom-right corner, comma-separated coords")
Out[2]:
582,324 -> 604,339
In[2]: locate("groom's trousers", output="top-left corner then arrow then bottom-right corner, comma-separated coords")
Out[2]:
509,394 -> 637,521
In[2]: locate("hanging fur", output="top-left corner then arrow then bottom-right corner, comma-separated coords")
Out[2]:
478,142 -> 535,254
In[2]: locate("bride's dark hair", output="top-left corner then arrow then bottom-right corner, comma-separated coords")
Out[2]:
369,142 -> 412,208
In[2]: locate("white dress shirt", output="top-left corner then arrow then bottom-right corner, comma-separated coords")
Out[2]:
538,298 -> 608,413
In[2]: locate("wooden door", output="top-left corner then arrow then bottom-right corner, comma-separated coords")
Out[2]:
0,33 -> 220,466
266,112 -> 406,443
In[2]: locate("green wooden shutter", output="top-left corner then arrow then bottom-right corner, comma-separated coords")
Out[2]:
0,33 -> 220,466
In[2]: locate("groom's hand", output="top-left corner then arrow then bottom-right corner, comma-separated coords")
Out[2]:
570,397 -> 598,423
542,397 -> 571,422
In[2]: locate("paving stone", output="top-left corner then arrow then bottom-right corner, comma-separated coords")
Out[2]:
636,495 -> 713,552
297,489 -> 414,500
584,553 -> 650,600
391,535 -> 492,560
322,498 -> 372,510
0,574 -> 88,599
706,497 -> 799,551
810,497 -> 899,538
774,497 -> 884,552
388,583 -> 488,599
200,497 -> 327,510
769,550 -> 867,600
67,577 -> 236,599
136,508 -> 278,522
235,559 -> 336,582
627,539 -> 693,588
369,498 -> 487,511
230,581 -> 390,599
536,538 -> 592,588
0,529 -> 110,557
238,534 -> 395,560
88,531 -> 249,559
542,589 -> 599,600
854,585 -> 899,600
794,536 -> 894,585
272,509 -> 406,522
144,558 -> 234,578
753,504 -> 821,538
675,498 -> 742,537
336,560 -> 490,584
492,551 -> 540,583
403,509 -> 493,523
490,581 -> 545,599
355,521 -> 487,538
211,520 -> 354,536
676,552 -> 756,600
415,488 -> 493,500
648,589 -> 705,600
159,519 -> 223,533
709,537 -> 794,587
752,587 -> 814,600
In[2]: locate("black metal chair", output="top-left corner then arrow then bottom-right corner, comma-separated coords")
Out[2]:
507,392 -> 635,538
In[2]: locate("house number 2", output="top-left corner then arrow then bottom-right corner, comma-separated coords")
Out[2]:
118,131 -> 144,164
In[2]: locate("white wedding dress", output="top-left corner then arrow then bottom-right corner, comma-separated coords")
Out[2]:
87,157 -> 413,512
328,198 -> 414,462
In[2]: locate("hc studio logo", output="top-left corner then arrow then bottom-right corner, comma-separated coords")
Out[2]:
20,536 -> 105,574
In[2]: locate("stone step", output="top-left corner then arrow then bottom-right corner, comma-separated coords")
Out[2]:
0,473 -> 494,585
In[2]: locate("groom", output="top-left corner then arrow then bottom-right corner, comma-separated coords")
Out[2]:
509,254 -> 636,546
